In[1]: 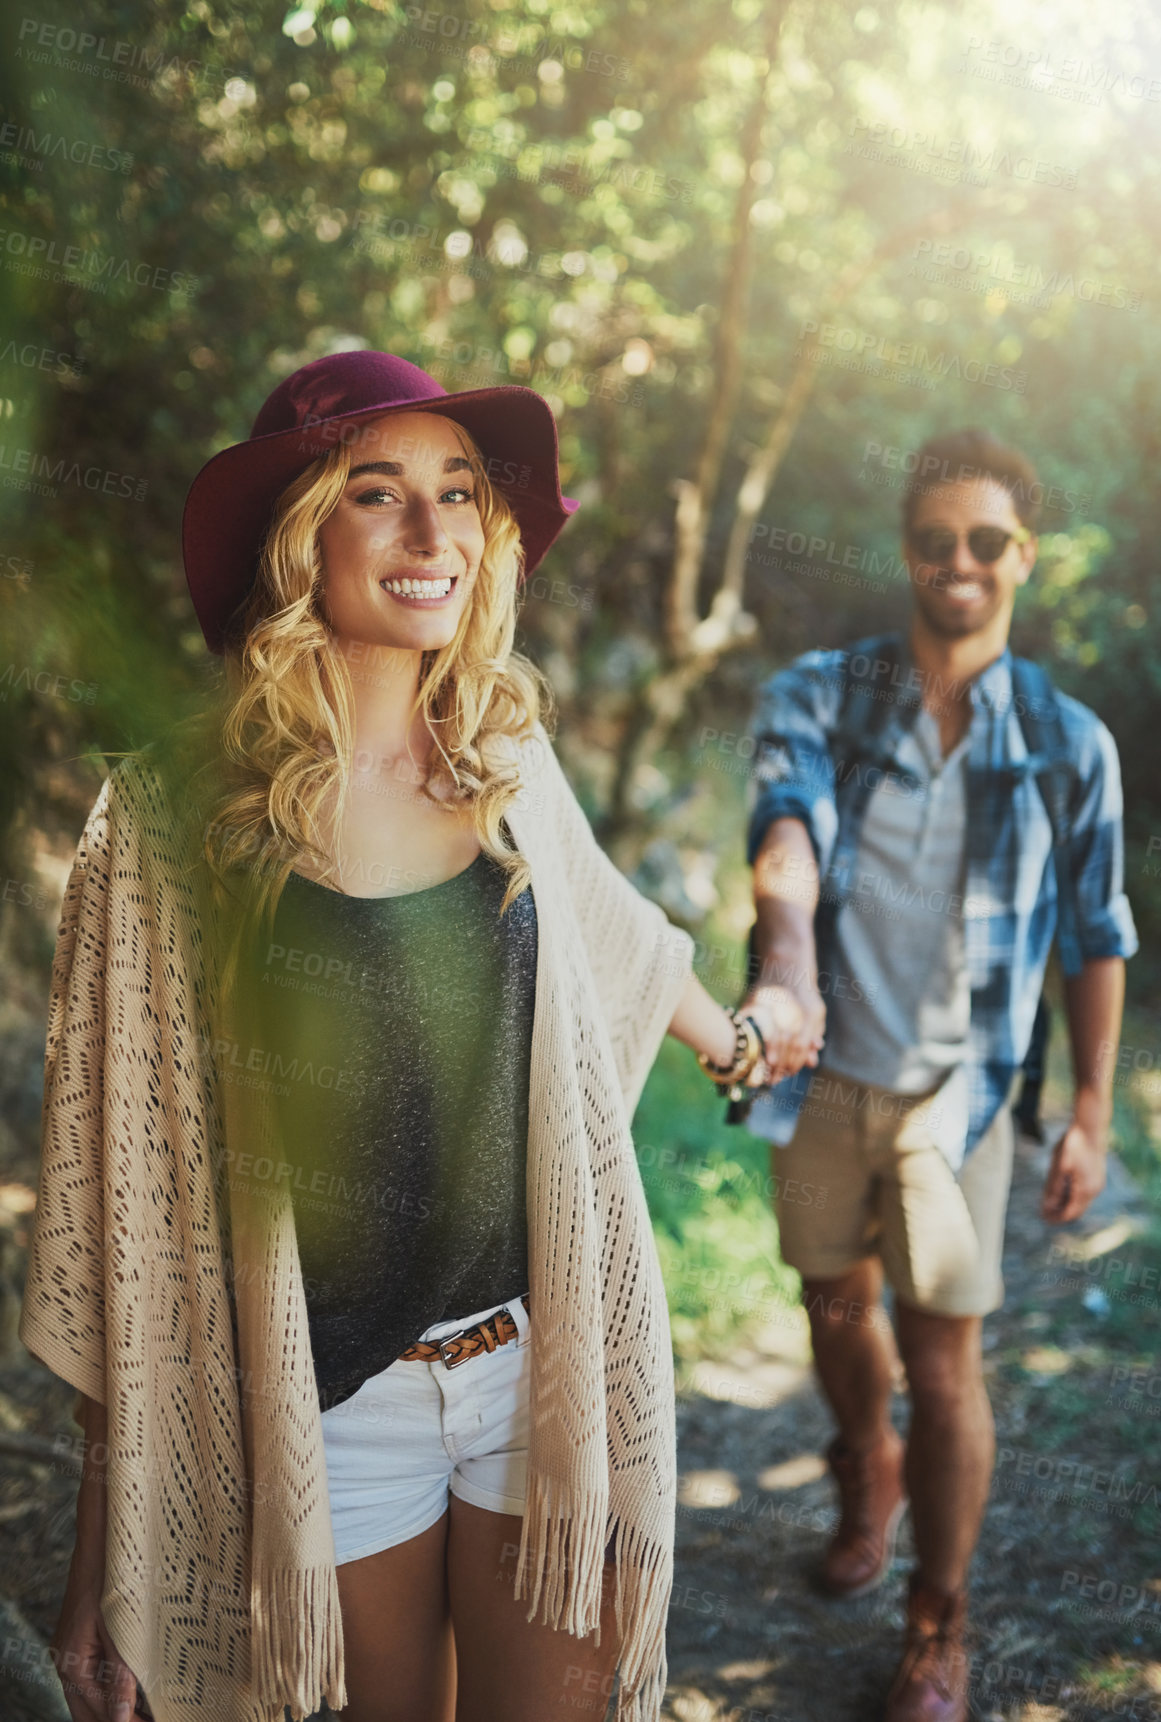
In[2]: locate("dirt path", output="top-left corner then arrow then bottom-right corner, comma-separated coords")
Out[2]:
662,1117 -> 1161,1722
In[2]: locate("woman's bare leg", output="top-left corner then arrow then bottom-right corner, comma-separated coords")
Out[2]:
446,1499 -> 621,1722
332,1512 -> 455,1722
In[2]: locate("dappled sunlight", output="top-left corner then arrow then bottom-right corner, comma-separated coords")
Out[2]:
1021,1344 -> 1073,1374
677,1469 -> 741,1511
1054,1215 -> 1145,1262
756,1452 -> 829,1491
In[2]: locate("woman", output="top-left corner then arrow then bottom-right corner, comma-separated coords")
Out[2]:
19,351 -> 771,1722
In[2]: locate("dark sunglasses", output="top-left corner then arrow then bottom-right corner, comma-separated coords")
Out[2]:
908,524 -> 1031,565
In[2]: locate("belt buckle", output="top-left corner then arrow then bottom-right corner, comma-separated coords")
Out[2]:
439,1334 -> 468,1369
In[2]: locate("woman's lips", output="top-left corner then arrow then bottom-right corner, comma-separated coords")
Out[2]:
379,573 -> 458,607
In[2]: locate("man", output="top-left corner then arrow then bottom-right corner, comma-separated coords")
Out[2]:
739,428 -> 1137,1722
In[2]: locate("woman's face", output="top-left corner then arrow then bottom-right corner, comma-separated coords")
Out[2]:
316,410 -> 486,653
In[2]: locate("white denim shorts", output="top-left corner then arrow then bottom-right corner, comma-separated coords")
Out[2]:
319,1296 -> 532,1565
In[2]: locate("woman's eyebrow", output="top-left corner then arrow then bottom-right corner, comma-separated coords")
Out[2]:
347,456 -> 474,479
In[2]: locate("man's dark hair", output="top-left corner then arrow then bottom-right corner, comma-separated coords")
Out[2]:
902,427 -> 1041,533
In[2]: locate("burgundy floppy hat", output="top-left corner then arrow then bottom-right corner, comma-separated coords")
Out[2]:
181,349 -> 580,653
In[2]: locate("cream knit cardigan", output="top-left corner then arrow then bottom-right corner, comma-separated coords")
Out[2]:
19,721 -> 695,1722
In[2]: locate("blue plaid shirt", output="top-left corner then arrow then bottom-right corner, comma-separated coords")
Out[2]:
744,632 -> 1138,1159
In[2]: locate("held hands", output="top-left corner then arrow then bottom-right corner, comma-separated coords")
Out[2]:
741,979 -> 827,1087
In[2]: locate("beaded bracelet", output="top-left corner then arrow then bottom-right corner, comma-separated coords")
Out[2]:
697,1009 -> 765,1088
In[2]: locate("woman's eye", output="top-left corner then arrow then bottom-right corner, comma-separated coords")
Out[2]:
352,485 -> 476,506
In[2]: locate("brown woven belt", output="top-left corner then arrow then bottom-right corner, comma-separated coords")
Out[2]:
398,1295 -> 530,1369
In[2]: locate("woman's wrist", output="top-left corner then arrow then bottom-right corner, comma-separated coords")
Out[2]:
706,1007 -> 739,1067
697,1008 -> 764,1086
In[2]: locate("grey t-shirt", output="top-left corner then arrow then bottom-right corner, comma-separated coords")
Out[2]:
822,705 -> 973,1153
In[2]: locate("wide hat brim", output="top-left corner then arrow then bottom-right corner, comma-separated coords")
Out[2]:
182,377 -> 579,654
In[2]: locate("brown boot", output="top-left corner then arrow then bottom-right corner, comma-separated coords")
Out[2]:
822,1428 -> 907,1597
884,1570 -> 970,1722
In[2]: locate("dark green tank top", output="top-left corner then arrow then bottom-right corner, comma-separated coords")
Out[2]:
252,848 -> 537,1411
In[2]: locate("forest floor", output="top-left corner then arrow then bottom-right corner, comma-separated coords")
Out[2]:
660,1112 -> 1161,1722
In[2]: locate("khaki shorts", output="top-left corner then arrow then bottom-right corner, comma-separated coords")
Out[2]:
772,1069 -> 1014,1318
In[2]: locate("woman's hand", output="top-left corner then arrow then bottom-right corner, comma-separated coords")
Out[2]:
51,1570 -> 142,1722
53,1394 -> 148,1721
666,976 -> 772,1086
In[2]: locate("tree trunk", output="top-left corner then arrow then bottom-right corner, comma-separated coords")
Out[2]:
664,0 -> 790,659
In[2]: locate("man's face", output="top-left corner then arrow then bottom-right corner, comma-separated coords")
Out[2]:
904,476 -> 1037,639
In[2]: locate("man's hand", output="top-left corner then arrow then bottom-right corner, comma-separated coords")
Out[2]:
742,979 -> 826,1086
1046,958 -> 1123,1224
1041,1116 -> 1108,1224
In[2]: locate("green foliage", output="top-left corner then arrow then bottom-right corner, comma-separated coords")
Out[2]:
633,1036 -> 802,1362
1,4 -> 1158,1279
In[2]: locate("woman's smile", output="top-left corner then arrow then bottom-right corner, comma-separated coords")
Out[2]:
378,571 -> 459,606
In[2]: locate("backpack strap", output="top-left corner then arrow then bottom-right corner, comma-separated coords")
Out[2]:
831,633 -> 907,777
1010,656 -> 1071,845
1009,654 -> 1078,949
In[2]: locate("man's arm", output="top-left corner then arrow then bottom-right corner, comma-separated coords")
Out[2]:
741,653 -> 847,1081
1041,956 -> 1125,1223
742,816 -> 827,1083
1041,705 -> 1137,1224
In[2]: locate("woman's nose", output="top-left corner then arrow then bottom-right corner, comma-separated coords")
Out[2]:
401,493 -> 449,555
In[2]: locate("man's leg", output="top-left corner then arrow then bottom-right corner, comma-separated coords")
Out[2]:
876,1096 -> 1013,1721
800,1258 -> 895,1449
799,1260 -> 907,1596
893,1306 -> 991,1594
772,1084 -> 909,1598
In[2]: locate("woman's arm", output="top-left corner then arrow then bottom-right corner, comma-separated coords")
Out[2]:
50,1394 -> 142,1722
667,971 -> 768,1083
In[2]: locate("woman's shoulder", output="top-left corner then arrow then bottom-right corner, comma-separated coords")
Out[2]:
484,717 -> 557,781
91,744 -> 217,884
98,746 -> 180,827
